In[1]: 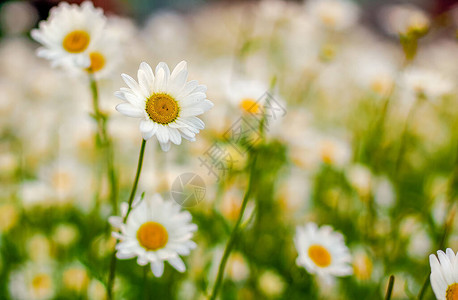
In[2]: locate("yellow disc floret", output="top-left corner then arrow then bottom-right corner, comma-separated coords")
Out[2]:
239,98 -> 260,114
62,30 -> 90,53
308,244 -> 332,267
86,52 -> 105,72
447,283 -> 458,300
136,221 -> 168,250
146,93 -> 179,124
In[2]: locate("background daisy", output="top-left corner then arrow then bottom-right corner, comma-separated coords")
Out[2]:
294,222 -> 353,283
31,1 -> 106,68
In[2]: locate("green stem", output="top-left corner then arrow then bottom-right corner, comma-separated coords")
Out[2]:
385,275 -> 395,300
89,73 -> 118,214
394,98 -> 419,175
209,152 -> 258,300
106,138 -> 147,300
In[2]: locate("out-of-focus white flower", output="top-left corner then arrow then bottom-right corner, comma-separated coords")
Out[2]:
226,252 -> 250,282
258,270 -> 286,297
294,222 -> 352,283
0,203 -> 19,232
352,249 -> 373,281
401,68 -> 454,101
115,61 -> 213,151
305,0 -> 359,31
379,4 -> 430,36
52,223 -> 79,247
9,263 -> 55,300
31,1 -> 106,68
348,49 -> 398,97
62,264 -> 89,293
373,177 -> 395,209
64,33 -> 121,78
317,136 -> 352,168
346,164 -> 372,197
407,227 -> 432,259
225,79 -> 269,114
0,1 -> 38,35
110,194 -> 197,277
430,248 -> 458,300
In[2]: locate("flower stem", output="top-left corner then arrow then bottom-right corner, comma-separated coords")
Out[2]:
106,138 -> 147,300
384,275 -> 395,300
89,73 -> 119,214
394,98 -> 419,175
209,151 -> 258,300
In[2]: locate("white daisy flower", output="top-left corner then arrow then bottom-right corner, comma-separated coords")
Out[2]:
401,68 -> 454,101
294,222 -> 353,282
109,194 -> 197,277
9,263 -> 55,300
64,32 -> 121,78
115,61 -> 213,151
31,1 -> 106,68
305,0 -> 359,31
430,248 -> 458,300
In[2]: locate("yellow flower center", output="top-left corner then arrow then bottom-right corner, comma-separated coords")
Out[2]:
146,93 -> 180,124
31,273 -> 52,292
86,52 -> 105,72
62,30 -> 90,53
320,141 -> 336,164
239,98 -> 260,114
136,221 -> 168,250
447,283 -> 458,300
308,244 -> 332,267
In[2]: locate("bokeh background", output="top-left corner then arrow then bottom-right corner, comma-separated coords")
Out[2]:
0,0 -> 457,299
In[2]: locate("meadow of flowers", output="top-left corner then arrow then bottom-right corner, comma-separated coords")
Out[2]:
0,0 -> 457,299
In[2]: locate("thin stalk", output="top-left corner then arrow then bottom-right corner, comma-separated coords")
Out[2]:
106,139 -> 147,300
89,73 -> 118,214
385,275 -> 395,300
208,152 -> 258,300
394,98 -> 419,175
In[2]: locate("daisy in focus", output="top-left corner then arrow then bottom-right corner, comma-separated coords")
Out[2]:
31,1 -> 106,68
115,61 -> 213,151
109,194 -> 197,277
294,222 -> 353,283
429,248 -> 458,300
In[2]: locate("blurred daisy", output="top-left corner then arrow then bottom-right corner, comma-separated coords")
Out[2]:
65,33 -> 121,78
109,194 -> 197,277
294,222 -> 352,282
305,0 -> 359,31
401,68 -> 453,101
9,263 -> 55,300
225,79 -> 268,114
115,61 -> 213,151
31,1 -> 106,68
379,4 -> 430,36
430,248 -> 458,300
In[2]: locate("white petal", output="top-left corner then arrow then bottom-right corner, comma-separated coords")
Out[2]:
140,62 -> 155,83
168,256 -> 186,273
116,103 -> 144,118
121,73 -> 145,98
159,141 -> 171,152
139,120 -> 157,140
151,261 -> 164,277
168,127 -> 182,145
